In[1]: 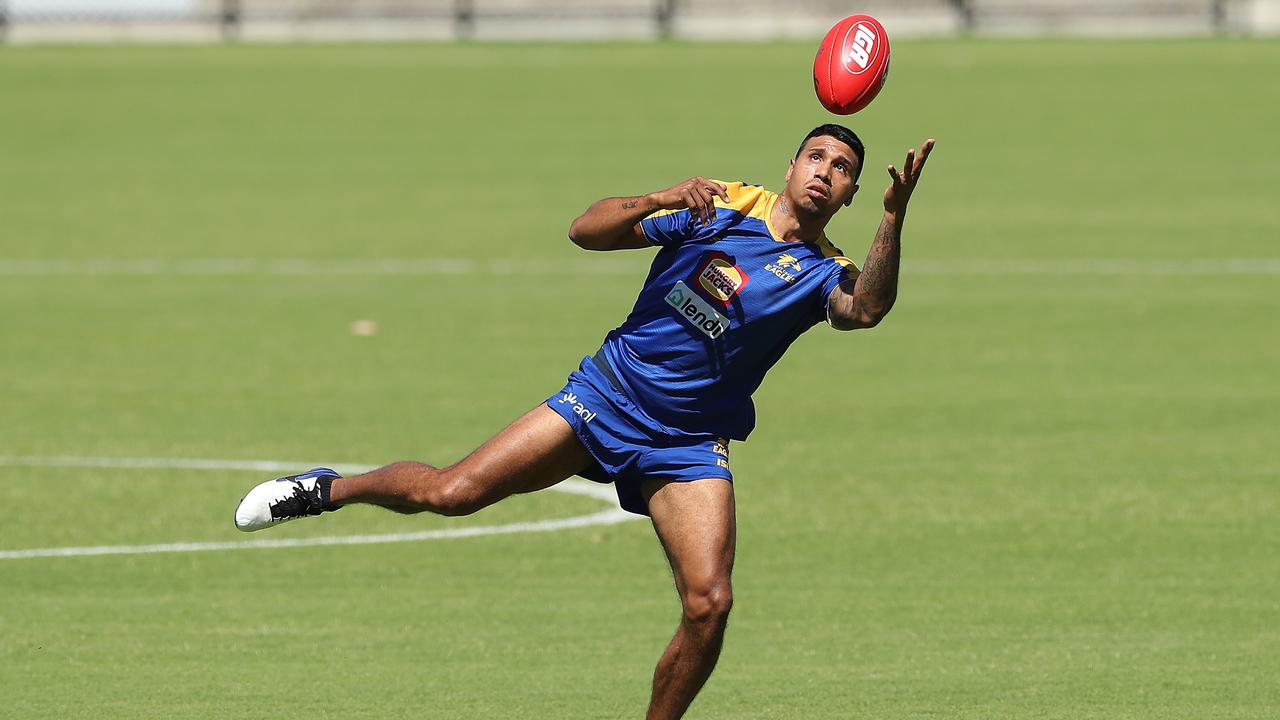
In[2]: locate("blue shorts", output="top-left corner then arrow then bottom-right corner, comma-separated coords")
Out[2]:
545,355 -> 733,516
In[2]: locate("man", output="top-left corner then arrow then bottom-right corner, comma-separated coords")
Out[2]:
234,124 -> 934,719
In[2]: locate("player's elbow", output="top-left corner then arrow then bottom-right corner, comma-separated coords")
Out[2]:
567,218 -> 607,251
860,304 -> 894,329
830,301 -> 892,331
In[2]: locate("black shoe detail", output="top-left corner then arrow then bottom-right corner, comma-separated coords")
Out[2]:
267,480 -> 326,522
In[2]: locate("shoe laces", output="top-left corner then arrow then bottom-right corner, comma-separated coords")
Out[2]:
269,480 -> 319,520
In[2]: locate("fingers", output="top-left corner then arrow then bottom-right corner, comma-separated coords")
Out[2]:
893,138 -> 937,185
681,179 -> 705,225
683,187 -> 708,226
661,177 -> 729,225
699,185 -> 719,223
696,179 -> 726,224
683,177 -> 727,225
694,187 -> 713,224
914,138 -> 935,175
884,138 -> 936,213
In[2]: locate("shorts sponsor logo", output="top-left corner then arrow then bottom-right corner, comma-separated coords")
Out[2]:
696,254 -> 749,305
558,392 -> 597,423
665,281 -> 728,339
712,438 -> 729,457
716,458 -> 730,469
765,253 -> 802,283
842,22 -> 878,75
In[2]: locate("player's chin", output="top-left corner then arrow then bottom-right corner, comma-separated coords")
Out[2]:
796,194 -> 825,214
803,194 -> 841,215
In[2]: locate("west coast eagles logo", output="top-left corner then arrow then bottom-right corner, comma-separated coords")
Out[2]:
765,253 -> 802,283
713,437 -> 729,468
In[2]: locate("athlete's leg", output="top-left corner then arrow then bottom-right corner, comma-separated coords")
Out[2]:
330,404 -> 594,516
643,477 -> 736,720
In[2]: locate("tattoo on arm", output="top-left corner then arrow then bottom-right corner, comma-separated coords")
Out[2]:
832,214 -> 901,328
858,218 -> 901,308
621,199 -> 638,209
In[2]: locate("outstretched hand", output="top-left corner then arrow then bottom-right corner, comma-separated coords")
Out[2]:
649,177 -> 731,226
883,138 -> 935,218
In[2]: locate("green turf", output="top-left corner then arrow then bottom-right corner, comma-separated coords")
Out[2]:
1,39 -> 1278,719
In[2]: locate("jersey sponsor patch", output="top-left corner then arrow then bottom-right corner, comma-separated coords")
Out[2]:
696,252 -> 749,306
665,280 -> 728,339
557,391 -> 597,422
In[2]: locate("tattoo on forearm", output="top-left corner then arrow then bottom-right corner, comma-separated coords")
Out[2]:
833,216 -> 900,327
856,219 -> 900,312
621,199 -> 638,209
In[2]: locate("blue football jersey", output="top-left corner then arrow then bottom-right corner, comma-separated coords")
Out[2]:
598,181 -> 859,440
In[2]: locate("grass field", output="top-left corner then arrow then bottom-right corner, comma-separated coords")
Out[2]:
1,39 -> 1278,718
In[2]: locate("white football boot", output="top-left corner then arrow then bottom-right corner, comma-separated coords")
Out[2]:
234,467 -> 342,532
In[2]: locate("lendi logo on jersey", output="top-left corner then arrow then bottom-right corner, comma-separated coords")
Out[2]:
696,253 -> 750,306
665,281 -> 728,339
558,392 -> 597,423
765,253 -> 802,283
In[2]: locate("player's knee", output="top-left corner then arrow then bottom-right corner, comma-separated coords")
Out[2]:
681,581 -> 733,628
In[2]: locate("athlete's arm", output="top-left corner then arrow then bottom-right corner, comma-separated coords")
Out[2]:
567,177 -> 730,251
828,139 -> 935,331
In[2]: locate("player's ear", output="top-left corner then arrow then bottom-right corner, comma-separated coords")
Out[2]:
785,159 -> 794,183
844,184 -> 859,206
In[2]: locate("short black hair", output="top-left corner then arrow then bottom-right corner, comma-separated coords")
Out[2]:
795,124 -> 866,181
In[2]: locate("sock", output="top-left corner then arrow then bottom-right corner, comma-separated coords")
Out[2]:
317,475 -> 342,512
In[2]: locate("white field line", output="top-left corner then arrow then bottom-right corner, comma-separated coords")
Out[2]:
1,257 -> 1279,277
0,456 -> 637,560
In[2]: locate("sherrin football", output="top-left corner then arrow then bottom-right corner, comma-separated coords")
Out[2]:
813,14 -> 891,115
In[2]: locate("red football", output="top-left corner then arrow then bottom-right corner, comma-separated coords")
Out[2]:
813,14 -> 891,115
